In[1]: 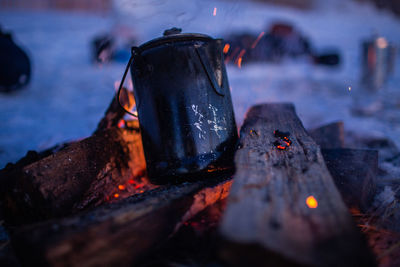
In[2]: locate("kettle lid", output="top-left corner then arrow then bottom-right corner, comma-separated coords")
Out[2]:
139,28 -> 215,51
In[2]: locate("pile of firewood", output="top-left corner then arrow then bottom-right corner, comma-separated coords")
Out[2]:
0,89 -> 392,267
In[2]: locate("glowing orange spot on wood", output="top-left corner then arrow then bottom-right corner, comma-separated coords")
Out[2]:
128,179 -> 135,184
306,195 -> 318,208
114,193 -> 119,198
118,185 -> 126,190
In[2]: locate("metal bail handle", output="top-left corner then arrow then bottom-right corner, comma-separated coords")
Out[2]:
195,46 -> 225,96
117,47 -> 140,117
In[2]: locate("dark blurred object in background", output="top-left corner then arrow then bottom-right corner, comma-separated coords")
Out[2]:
313,50 -> 341,66
92,34 -> 114,63
91,33 -> 135,64
224,21 -> 340,67
361,36 -> 397,91
0,27 -> 31,93
355,0 -> 400,17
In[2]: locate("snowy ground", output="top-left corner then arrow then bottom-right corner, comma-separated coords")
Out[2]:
1,0 -> 400,168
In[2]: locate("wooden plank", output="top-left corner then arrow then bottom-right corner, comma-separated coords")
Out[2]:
11,177 -> 232,267
219,103 -> 375,267
322,148 -> 378,212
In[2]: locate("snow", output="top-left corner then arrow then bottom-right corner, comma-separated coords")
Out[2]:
1,0 -> 400,168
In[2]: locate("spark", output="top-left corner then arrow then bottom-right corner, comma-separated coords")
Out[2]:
236,49 -> 246,68
251,31 -> 265,49
223,43 -> 230,54
348,86 -> 352,91
306,195 -> 318,208
237,57 -> 243,68
213,7 -> 217,16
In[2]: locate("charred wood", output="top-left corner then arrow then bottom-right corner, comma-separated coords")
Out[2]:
11,177 -> 232,267
219,103 -> 375,267
1,126 -> 145,225
322,148 -> 378,212
309,121 -> 345,149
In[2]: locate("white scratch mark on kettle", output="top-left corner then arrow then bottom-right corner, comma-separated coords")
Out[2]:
191,105 -> 206,140
207,104 -> 226,138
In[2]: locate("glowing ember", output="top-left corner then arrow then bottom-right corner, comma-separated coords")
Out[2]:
128,179 -> 135,184
213,7 -> 217,16
118,185 -> 126,190
306,195 -> 318,208
223,43 -> 230,54
114,193 -> 120,198
251,31 -> 265,49
117,120 -> 125,128
273,130 -> 292,150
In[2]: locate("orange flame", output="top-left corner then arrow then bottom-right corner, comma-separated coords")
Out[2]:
306,195 -> 318,208
114,193 -> 120,198
223,43 -> 230,54
251,31 -> 265,49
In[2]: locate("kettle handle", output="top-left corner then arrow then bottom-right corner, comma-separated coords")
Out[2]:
117,47 -> 140,117
195,46 -> 225,96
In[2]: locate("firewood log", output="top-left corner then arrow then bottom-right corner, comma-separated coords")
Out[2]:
219,103 -> 375,267
322,148 -> 378,212
11,177 -> 232,267
2,126 -> 146,224
309,121 -> 345,148
309,122 -> 377,211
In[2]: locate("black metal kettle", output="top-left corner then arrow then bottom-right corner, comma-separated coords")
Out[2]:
118,28 -> 238,184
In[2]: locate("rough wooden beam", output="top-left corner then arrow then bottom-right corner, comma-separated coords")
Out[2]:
322,148 -> 378,212
309,121 -> 345,149
219,103 -> 375,267
11,177 -> 232,267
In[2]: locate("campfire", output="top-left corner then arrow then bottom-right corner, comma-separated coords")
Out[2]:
0,88 -> 388,266
0,28 -> 398,267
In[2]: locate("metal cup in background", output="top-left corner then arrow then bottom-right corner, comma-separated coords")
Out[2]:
361,37 -> 396,91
